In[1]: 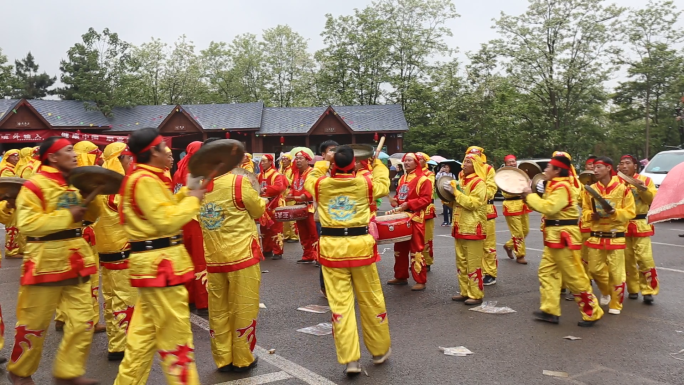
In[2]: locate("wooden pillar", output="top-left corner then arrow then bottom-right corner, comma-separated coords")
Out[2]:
305,135 -> 310,148
351,134 -> 356,144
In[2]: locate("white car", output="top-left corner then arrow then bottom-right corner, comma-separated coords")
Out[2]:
640,149 -> 684,188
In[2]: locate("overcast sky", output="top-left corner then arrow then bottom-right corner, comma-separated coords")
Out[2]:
0,0 -> 666,86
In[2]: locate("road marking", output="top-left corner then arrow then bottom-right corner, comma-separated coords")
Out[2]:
658,267 -> 684,274
652,241 -> 684,248
214,371 -> 293,385
190,313 -> 337,385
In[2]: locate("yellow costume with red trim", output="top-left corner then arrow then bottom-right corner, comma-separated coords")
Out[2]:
416,153 -> 436,267
581,175 -> 635,313
199,172 -> 265,369
8,164 -> 99,380
93,142 -> 138,355
241,153 -> 255,173
501,156 -> 531,260
280,155 -> 299,241
114,162 -> 200,385
526,174 -> 603,321
450,154 -> 488,300
0,200 -> 15,355
305,158 -> 391,365
18,148 -> 40,179
1,149 -> 23,258
621,173 -> 659,296
258,165 -> 287,257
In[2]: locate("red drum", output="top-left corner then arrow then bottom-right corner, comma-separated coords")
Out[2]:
274,204 -> 308,222
375,213 -> 412,244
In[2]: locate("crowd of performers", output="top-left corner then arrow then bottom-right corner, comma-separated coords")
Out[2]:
0,131 -> 660,384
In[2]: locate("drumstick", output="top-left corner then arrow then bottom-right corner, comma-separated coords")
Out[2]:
82,185 -> 105,207
200,162 -> 224,189
373,136 -> 386,161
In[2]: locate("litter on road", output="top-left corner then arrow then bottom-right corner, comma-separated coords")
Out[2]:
439,346 -> 474,357
259,303 -> 267,309
543,370 -> 569,378
468,301 -> 516,314
297,304 -> 331,314
297,322 -> 333,336
563,336 -> 582,341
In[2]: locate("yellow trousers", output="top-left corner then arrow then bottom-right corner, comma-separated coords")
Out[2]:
56,250 -> 100,325
456,239 -> 484,299
207,264 -> 261,369
7,281 -> 95,379
114,285 -> 199,385
504,214 -> 529,257
580,233 -> 591,278
4,224 -> 25,257
424,218 -> 434,266
0,304 -> 4,351
482,219 -> 497,277
588,248 -> 626,312
322,264 -> 391,365
102,267 -> 138,353
283,201 -> 299,241
625,236 -> 659,296
538,247 -> 603,320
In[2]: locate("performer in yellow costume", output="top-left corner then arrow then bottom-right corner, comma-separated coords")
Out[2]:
416,152 -> 436,270
447,153 -> 487,305
0,199 -> 15,366
1,149 -> 24,259
305,146 -> 391,376
464,146 -> 498,285
13,148 -> 33,178
19,148 -> 40,179
618,154 -> 659,304
198,168 -> 265,373
114,128 -> 204,385
93,142 -> 138,361
523,155 -> 604,327
280,153 -> 299,243
55,141 -> 106,333
7,137 -> 99,385
241,153 -> 254,173
501,154 -> 530,264
581,157 -> 635,315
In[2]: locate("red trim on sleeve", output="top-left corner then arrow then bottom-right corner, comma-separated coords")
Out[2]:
22,181 -> 46,210
234,175 -> 245,211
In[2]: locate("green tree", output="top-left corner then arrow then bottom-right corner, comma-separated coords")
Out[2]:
228,33 -> 269,103
11,52 -> 56,99
0,48 -> 13,98
130,38 -> 167,105
57,27 -> 137,116
160,35 -> 209,104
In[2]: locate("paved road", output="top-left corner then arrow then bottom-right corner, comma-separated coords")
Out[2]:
1,202 -> 684,384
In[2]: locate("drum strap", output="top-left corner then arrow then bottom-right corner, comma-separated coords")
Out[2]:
321,227 -> 369,236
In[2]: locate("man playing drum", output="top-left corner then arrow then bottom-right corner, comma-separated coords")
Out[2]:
618,154 -> 659,304
388,153 -> 432,291
288,150 -> 319,264
501,154 -> 531,265
258,154 -> 287,260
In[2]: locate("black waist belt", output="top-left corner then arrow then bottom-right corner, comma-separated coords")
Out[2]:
321,227 -> 369,237
504,197 -> 522,201
591,231 -> 625,239
487,200 -> 494,204
130,236 -> 183,252
28,228 -> 82,242
99,250 -> 131,262
545,219 -> 579,227
83,221 -> 94,226
633,214 -> 647,220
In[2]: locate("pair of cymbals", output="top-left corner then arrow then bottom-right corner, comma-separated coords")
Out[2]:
495,167 -> 530,195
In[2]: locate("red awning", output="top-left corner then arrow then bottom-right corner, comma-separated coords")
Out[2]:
0,130 -> 173,147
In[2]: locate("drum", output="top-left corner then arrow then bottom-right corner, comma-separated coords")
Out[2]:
375,213 -> 412,244
274,204 -> 308,222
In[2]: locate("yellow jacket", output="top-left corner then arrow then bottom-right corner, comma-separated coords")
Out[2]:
526,177 -> 582,249
484,165 -> 497,219
120,164 -> 200,287
16,166 -> 99,285
1,164 -> 15,177
424,168 -> 436,219
358,159 -> 391,212
200,173 -> 265,272
581,176 -> 636,250
623,173 -> 657,237
305,160 -> 389,268
0,200 -> 13,225
450,173 -> 487,240
502,191 -> 531,216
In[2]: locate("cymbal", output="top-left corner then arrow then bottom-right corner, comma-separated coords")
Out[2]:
494,167 -> 530,195
579,170 -> 597,186
189,139 -> 245,179
349,144 -> 374,160
618,171 -> 647,191
531,173 -> 547,196
436,175 -> 456,202
0,177 -> 26,200
584,184 -> 614,213
518,161 -> 542,179
69,166 -> 124,195
229,167 -> 260,192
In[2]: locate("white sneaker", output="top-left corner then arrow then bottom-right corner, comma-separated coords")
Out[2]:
372,347 -> 392,365
600,295 -> 610,306
608,309 -> 621,315
345,361 -> 362,376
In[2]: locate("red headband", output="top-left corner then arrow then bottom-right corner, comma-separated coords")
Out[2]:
549,158 -> 570,170
621,155 -> 637,163
262,154 -> 274,162
331,158 -> 356,176
585,158 -> 595,165
40,138 -> 71,161
137,136 -> 163,155
593,160 -> 611,168
121,146 -> 133,156
504,155 -> 516,162
295,151 -> 312,161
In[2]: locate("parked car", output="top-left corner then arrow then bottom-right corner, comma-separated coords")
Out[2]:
494,158 -> 551,199
641,149 -> 684,189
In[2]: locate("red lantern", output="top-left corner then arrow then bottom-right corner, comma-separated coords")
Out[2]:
374,132 -> 379,142
280,136 -> 285,145
225,131 -> 230,139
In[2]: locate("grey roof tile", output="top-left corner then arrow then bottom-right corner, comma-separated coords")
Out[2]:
181,102 -> 263,130
30,100 -> 111,127
108,105 -> 176,132
332,105 -> 408,132
0,99 -> 21,120
259,106 -> 328,134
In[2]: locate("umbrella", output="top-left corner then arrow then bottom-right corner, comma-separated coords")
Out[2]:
648,162 -> 684,223
378,151 -> 390,160
427,160 -> 438,166
390,153 -> 405,160
389,158 -> 403,167
431,155 -> 448,163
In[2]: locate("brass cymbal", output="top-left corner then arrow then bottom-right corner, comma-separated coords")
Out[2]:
579,170 -> 597,186
618,171 -> 647,191
0,177 -> 26,200
229,167 -> 260,192
349,144 -> 374,160
531,173 -> 548,196
584,184 -> 614,212
436,175 -> 456,202
494,167 -> 530,195
518,161 -> 542,179
69,166 -> 123,195
189,139 -> 245,179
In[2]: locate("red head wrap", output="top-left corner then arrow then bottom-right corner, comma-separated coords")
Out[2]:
549,158 -> 570,170
40,138 -> 71,161
295,151 -> 312,162
585,158 -> 595,165
594,160 -> 617,176
331,157 -> 356,176
504,154 -> 516,162
262,154 -> 274,162
620,154 -> 638,164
